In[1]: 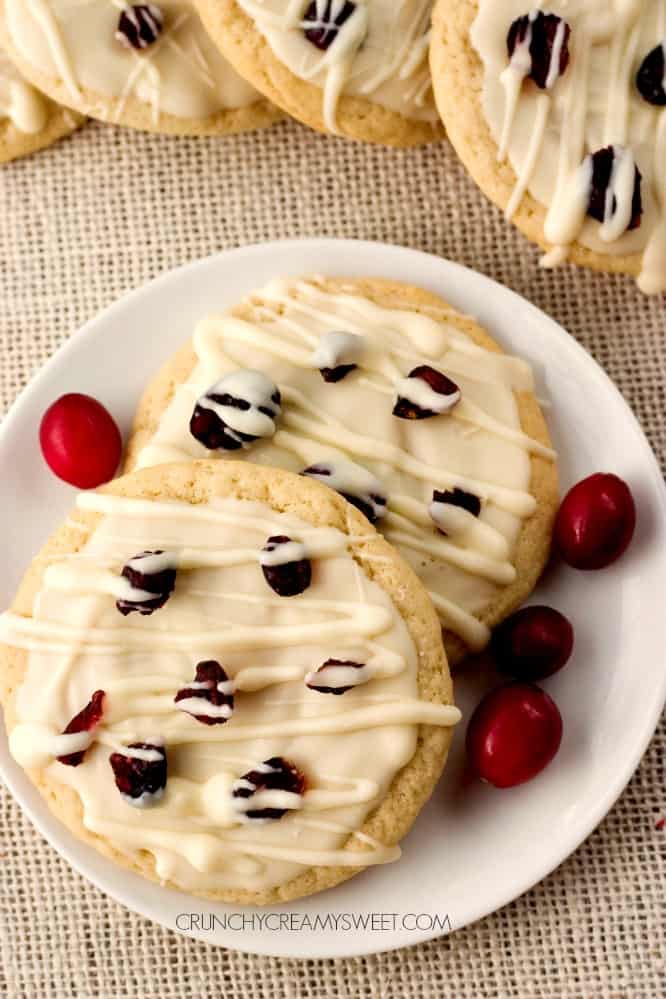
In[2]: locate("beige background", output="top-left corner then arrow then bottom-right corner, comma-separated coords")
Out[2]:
0,118 -> 664,998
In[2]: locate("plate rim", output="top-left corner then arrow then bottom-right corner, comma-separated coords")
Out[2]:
1,237 -> 665,959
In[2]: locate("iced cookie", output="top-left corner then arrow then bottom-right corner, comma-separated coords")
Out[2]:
193,0 -> 444,145
125,276 -> 559,663
0,47 -> 83,162
430,1 -> 666,294
0,1 -> 280,135
0,460 -> 460,904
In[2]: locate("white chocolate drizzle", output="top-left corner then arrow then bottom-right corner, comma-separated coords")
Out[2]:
135,277 -> 554,653
4,491 -> 460,892
0,49 -> 49,133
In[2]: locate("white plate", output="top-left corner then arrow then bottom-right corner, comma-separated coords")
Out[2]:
1,239 -> 665,960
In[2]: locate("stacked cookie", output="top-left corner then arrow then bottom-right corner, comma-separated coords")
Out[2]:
2,3 -> 663,292
1,274 -> 559,902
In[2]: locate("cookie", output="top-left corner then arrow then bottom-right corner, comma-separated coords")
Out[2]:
193,0 -> 444,145
0,1 -> 280,136
0,460 -> 459,904
0,47 -> 83,163
430,1 -> 666,295
125,276 -> 559,664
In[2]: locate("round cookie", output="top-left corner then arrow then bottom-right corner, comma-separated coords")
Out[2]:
0,1 -> 280,136
125,276 -> 559,664
0,460 -> 459,904
0,48 -> 83,163
193,0 -> 444,145
430,1 -> 666,295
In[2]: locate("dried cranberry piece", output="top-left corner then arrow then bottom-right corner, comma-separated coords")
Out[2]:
320,363 -> 357,383
116,550 -> 177,616
57,690 -> 106,767
306,658 -> 364,695
432,488 -> 481,518
636,44 -> 666,106
116,4 -> 163,50
190,372 -> 281,452
260,535 -> 312,597
174,660 -> 234,725
393,365 -> 461,420
232,756 -> 305,821
301,461 -> 387,524
586,146 -> 642,231
303,1 -> 356,50
109,741 -> 167,806
507,11 -> 571,89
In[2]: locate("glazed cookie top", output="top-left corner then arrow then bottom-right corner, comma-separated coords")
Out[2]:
206,0 -> 439,136
470,0 -> 665,294
0,48 -> 49,132
0,463 -> 459,896
3,0 -> 263,125
129,277 -> 557,657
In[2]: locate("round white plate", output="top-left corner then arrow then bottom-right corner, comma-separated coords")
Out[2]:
1,240 -> 664,960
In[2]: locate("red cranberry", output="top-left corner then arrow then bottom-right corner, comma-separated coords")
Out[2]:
306,658 -> 364,695
232,757 -> 306,821
432,487 -> 481,518
492,606 -> 573,681
174,660 -> 234,725
586,147 -> 642,231
301,462 -> 387,524
393,365 -> 461,420
39,393 -> 122,489
260,536 -> 312,597
555,473 -> 636,570
466,684 -> 563,788
109,741 -> 167,806
320,363 -> 357,383
507,12 -> 571,89
116,5 -> 163,50
116,550 -> 177,616
57,690 -> 105,767
636,44 -> 666,106
303,1 -> 357,50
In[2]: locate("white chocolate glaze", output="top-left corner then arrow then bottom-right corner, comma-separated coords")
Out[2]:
2,491 -> 459,892
135,277 -> 554,654
4,0 -> 260,122
471,0 -> 666,293
235,0 -> 438,132
0,48 -> 49,132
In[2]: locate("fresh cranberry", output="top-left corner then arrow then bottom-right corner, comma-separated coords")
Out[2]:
586,147 -> 642,231
555,473 -> 636,570
232,757 -> 306,821
109,741 -> 167,805
507,12 -> 571,89
260,536 -> 312,597
116,550 -> 177,616
466,684 -> 563,788
303,1 -> 356,50
116,5 -> 163,50
393,365 -> 461,420
306,658 -> 364,695
174,660 -> 234,725
57,690 -> 105,766
39,393 -> 122,488
636,44 -> 666,106
492,606 -> 573,681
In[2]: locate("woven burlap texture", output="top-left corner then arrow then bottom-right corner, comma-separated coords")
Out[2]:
0,119 -> 664,999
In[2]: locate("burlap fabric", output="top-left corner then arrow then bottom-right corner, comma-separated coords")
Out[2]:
0,119 -> 663,998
